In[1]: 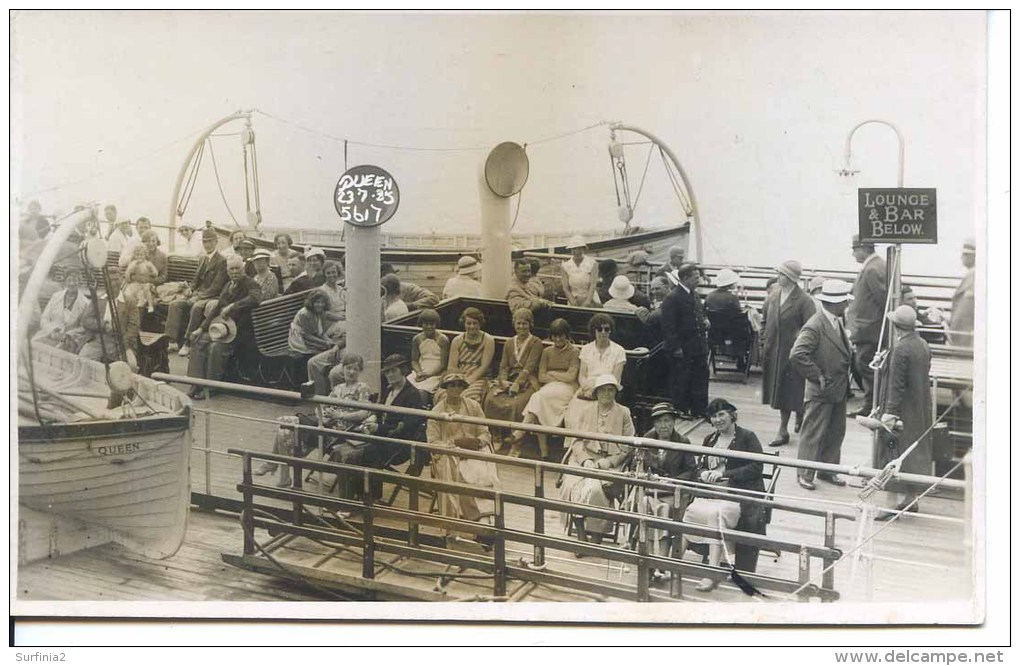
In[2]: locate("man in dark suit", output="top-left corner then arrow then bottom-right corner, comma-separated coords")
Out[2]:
846,234 -> 887,417
661,262 -> 710,418
185,255 -> 264,398
361,354 -> 427,498
166,227 -> 227,355
789,280 -> 854,490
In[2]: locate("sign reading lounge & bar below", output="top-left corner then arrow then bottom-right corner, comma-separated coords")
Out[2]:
858,187 -> 938,244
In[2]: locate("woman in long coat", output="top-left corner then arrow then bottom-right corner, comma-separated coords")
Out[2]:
760,261 -> 816,447
876,306 -> 933,518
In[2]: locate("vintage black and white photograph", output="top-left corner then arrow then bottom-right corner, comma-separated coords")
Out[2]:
10,10 -> 994,627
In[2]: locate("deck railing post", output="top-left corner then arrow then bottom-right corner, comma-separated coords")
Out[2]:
362,469 -> 375,580
493,493 -> 507,599
533,465 -> 546,568
203,410 -> 212,496
822,512 -> 836,596
797,546 -> 812,602
241,453 -> 254,556
669,491 -> 684,598
408,445 -> 420,548
636,519 -> 650,602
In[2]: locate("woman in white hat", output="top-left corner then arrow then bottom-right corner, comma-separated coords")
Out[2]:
602,275 -> 646,315
443,255 -> 483,300
250,248 -> 280,300
560,235 -> 597,307
704,268 -> 742,318
559,374 -> 635,547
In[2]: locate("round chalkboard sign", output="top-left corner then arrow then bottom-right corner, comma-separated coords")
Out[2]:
333,164 -> 400,227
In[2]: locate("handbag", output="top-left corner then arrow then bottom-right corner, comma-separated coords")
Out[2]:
459,445 -> 501,488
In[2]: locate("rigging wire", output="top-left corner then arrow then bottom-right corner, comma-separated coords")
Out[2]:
176,140 -> 205,218
206,138 -> 242,228
629,142 -> 656,215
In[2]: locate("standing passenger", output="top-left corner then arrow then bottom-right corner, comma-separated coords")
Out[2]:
789,280 -> 853,490
947,238 -> 975,348
660,263 -> 710,419
560,236 -> 598,307
846,234 -> 887,417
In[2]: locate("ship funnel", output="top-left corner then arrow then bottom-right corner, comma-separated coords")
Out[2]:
479,142 -> 529,298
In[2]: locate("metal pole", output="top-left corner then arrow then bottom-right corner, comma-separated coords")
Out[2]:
168,110 -> 252,252
204,411 -> 212,496
609,122 -> 702,263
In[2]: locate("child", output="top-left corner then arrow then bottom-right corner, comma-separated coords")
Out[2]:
320,353 -> 378,497
122,246 -> 159,313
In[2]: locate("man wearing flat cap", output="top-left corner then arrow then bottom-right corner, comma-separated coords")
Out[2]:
947,238 -> 975,348
660,262 -> 710,418
789,280 -> 854,490
165,227 -> 228,356
875,305 -> 933,520
846,234 -> 887,417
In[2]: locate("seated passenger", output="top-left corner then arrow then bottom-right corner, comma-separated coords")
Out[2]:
704,268 -> 742,317
306,338 -> 347,396
270,233 -> 301,282
678,398 -> 764,592
381,274 -> 410,322
220,229 -> 246,259
484,308 -> 542,452
185,255 -> 264,398
361,353 -> 427,497
177,223 -> 204,257
79,266 -> 140,367
602,275 -> 649,316
442,306 -> 495,403
407,308 -> 451,396
250,249 -> 280,300
513,318 -> 580,460
282,254 -> 305,292
637,403 -> 699,580
506,259 -> 552,315
285,247 -> 326,294
427,373 -> 493,540
165,228 -> 227,356
33,267 -> 89,351
575,312 -> 626,398
595,259 -> 652,309
288,290 -> 335,355
320,355 -> 378,498
123,250 -> 159,313
443,256 -> 483,300
382,263 -> 440,311
559,375 -> 635,547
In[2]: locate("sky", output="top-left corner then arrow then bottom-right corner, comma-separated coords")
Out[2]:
11,10 -> 989,275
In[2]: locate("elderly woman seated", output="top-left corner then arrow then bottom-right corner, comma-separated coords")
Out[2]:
635,402 -> 699,583
559,374 -> 635,548
678,398 -> 765,592
484,308 -> 542,454
512,318 -> 580,460
427,373 -> 495,546
407,308 -> 451,397
288,290 -> 336,355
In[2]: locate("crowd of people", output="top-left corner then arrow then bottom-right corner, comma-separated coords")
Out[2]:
21,202 -> 979,587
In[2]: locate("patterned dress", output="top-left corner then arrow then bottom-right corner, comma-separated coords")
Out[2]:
448,332 -> 495,402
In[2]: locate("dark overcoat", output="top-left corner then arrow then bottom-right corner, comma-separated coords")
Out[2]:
761,285 -> 816,411
789,311 -> 852,404
875,332 -> 933,487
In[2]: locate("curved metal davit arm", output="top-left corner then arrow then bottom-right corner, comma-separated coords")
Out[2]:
843,119 -> 905,188
609,121 -> 702,263
167,109 -> 253,250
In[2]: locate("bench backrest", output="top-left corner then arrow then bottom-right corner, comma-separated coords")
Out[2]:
250,290 -> 310,357
167,255 -> 200,283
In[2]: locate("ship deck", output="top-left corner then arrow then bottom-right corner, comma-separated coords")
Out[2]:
16,355 -> 971,604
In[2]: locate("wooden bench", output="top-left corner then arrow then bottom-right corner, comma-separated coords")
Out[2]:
232,289 -> 313,389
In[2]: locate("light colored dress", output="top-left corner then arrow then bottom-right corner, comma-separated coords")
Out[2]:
577,340 -> 627,388
408,331 -> 451,393
383,298 -> 410,322
522,343 -> 579,426
443,275 -> 482,300
561,255 -> 597,306
559,400 -> 635,534
32,288 -> 90,350
288,307 -> 333,354
682,433 -> 743,545
427,396 -> 492,528
322,380 -> 377,433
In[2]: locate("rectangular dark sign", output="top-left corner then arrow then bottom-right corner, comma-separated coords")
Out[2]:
858,188 -> 937,244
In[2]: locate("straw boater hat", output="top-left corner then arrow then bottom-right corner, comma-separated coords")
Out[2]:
381,353 -> 409,372
715,268 -> 740,288
886,304 -> 917,330
816,280 -> 854,304
457,255 -> 482,276
439,372 -> 470,388
201,228 -> 218,241
962,238 -> 976,255
252,248 -> 271,261
776,260 -> 802,282
649,402 -> 678,419
566,235 -> 587,250
304,247 -> 325,260
592,374 -> 622,391
608,275 -> 636,300
207,316 -> 238,343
